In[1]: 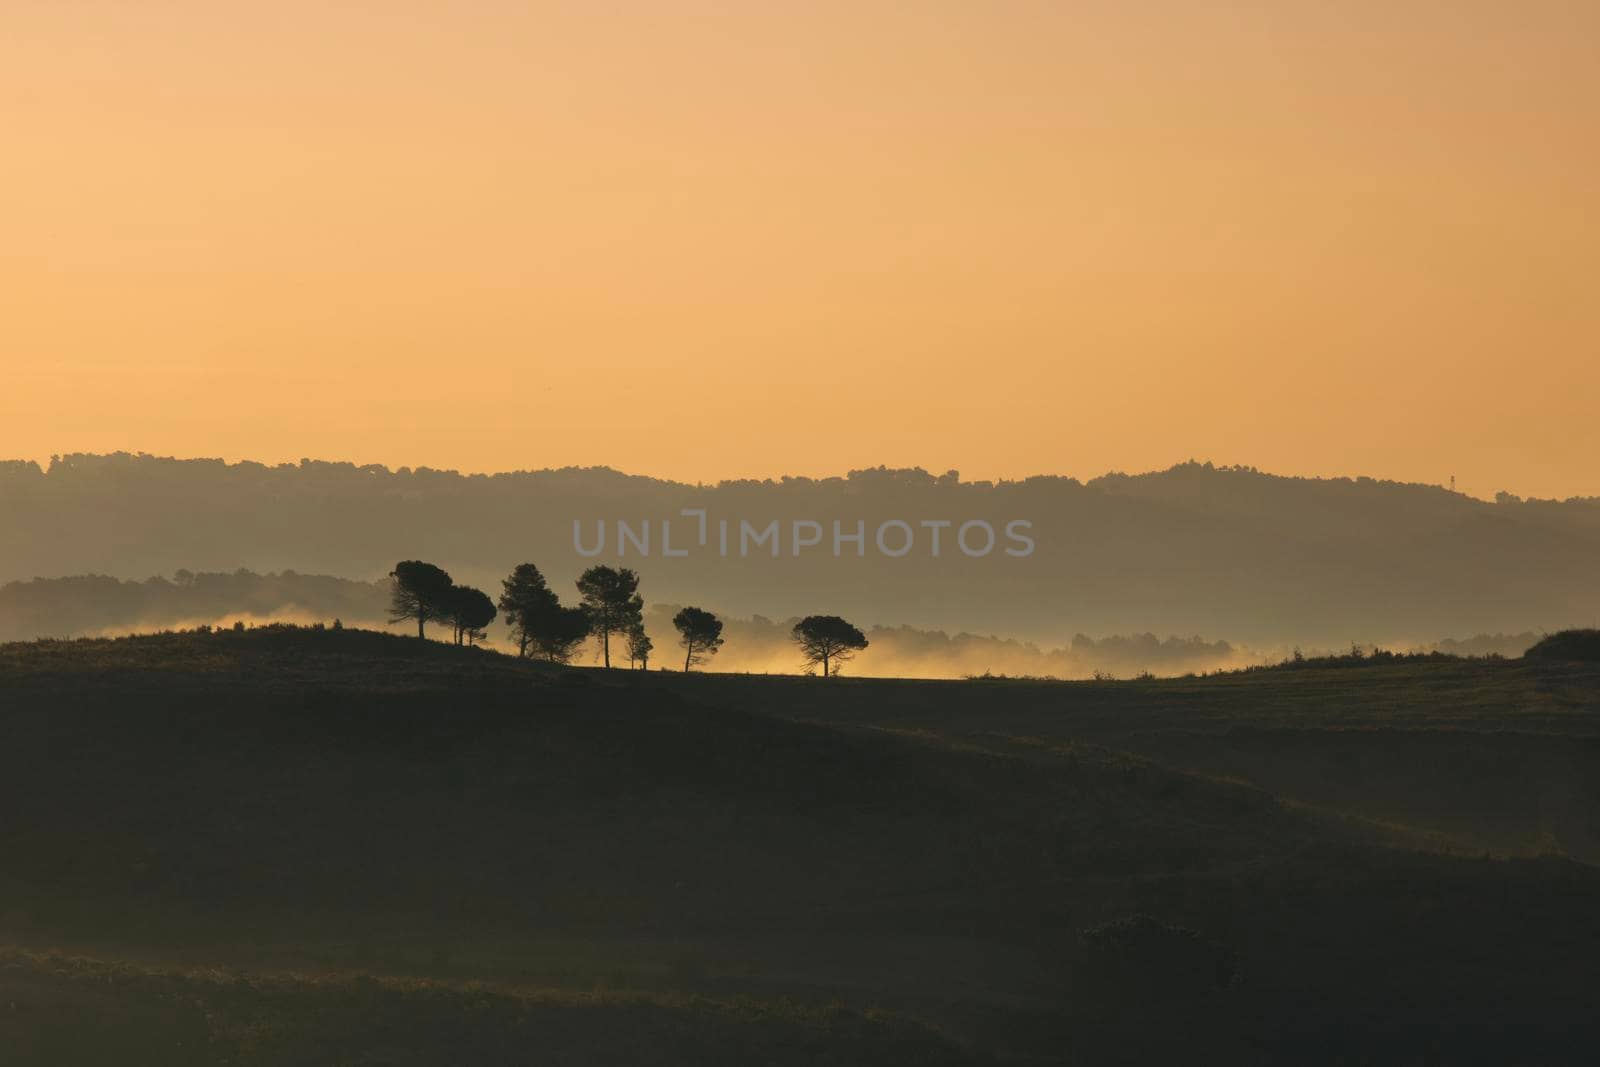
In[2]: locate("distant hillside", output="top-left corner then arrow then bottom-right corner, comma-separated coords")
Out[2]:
3,452 -> 1598,644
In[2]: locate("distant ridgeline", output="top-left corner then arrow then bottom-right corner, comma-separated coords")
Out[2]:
2,453 -> 1598,646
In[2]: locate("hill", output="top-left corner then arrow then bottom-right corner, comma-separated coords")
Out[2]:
1525,628 -> 1600,662
665,652 -> 1600,861
4,627 -> 1600,1063
3,453 -> 1599,645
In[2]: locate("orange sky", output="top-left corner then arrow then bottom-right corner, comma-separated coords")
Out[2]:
4,2 -> 1597,499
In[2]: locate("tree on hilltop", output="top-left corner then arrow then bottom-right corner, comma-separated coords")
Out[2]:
626,622 -> 653,670
576,565 -> 642,669
446,585 -> 496,646
389,560 -> 454,639
532,605 -> 592,664
792,615 -> 868,678
500,562 -> 591,663
672,606 -> 725,672
499,563 -> 559,658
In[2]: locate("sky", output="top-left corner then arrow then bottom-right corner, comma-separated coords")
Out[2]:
4,1 -> 1598,499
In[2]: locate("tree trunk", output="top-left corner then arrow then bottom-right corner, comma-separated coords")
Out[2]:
684,641 -> 693,672
822,653 -> 830,678
602,626 -> 610,668
417,617 -> 425,640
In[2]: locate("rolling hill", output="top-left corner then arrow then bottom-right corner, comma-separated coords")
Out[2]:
3,627 -> 1600,1063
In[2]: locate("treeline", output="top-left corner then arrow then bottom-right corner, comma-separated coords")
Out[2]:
390,559 -> 868,676
1239,636 -> 1563,673
1245,645 -> 1477,673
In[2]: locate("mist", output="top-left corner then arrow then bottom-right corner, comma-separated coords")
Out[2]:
0,568 -> 1543,679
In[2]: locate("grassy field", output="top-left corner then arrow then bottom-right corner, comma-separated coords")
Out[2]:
3,626 -> 1599,1063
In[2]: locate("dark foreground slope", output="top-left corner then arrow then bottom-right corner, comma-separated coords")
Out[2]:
665,654 -> 1600,861
3,628 -> 1600,1064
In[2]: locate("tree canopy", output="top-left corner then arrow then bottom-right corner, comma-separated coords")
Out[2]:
672,606 -> 725,671
499,562 -> 591,662
626,622 -> 653,670
445,585 -> 496,646
575,565 -> 642,668
529,604 -> 592,664
388,560 -> 454,639
791,615 -> 868,677
498,563 -> 559,658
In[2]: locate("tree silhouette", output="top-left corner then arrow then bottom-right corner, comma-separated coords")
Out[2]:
791,615 -> 868,677
672,606 -> 725,672
530,605 -> 591,664
500,563 -> 593,662
446,585 -> 496,646
575,565 -> 642,668
626,622 -> 653,670
389,560 -> 453,639
498,563 -> 559,657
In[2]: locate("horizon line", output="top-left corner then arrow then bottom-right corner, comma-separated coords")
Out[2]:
9,449 -> 1590,503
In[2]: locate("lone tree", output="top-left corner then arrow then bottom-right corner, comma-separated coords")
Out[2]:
672,606 -> 725,671
499,563 -> 559,658
626,622 -> 653,670
389,560 -> 454,639
575,565 -> 642,668
446,585 -> 497,646
791,615 -> 868,678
